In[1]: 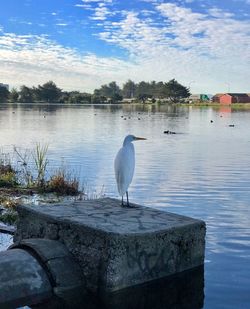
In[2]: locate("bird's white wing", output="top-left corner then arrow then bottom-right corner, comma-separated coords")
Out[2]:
114,144 -> 135,196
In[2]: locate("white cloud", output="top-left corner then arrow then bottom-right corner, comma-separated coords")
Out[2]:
75,4 -> 93,9
98,11 -> 170,55
80,0 -> 103,2
95,3 -> 250,92
90,5 -> 113,20
0,32 -> 133,91
55,23 -> 68,26
208,8 -> 234,18
79,0 -> 112,3
1,3 -> 250,93
155,3 -> 249,60
76,0 -> 115,21
20,21 -> 33,25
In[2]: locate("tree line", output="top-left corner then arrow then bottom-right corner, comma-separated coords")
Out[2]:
0,79 -> 190,104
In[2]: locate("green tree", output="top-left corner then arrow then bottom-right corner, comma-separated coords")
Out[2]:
99,84 -> 111,97
18,86 -> 34,103
135,81 -> 152,103
9,88 -> 19,102
151,81 -> 166,98
0,86 -> 10,103
79,93 -> 92,104
93,89 -> 101,97
91,95 -> 107,104
122,80 -> 136,98
108,81 -> 122,100
67,91 -> 92,104
138,93 -> 152,103
94,81 -> 122,103
58,92 -> 70,103
110,93 -> 123,103
36,81 -> 62,102
163,79 -> 190,103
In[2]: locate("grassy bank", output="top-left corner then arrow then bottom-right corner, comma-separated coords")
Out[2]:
0,144 -> 81,225
177,102 -> 250,109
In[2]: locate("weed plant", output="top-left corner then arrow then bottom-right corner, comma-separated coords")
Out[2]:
0,150 -> 17,187
0,144 -> 83,226
45,167 -> 79,195
2,144 -> 81,196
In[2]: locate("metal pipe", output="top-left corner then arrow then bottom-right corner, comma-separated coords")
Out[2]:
0,248 -> 53,308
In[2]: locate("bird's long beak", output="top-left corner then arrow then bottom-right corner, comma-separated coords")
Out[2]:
135,137 -> 147,140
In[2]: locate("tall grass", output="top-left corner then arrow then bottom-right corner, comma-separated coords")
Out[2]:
32,143 -> 49,187
1,144 -> 82,196
13,146 -> 33,186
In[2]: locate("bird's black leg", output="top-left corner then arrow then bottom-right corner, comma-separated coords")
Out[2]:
126,191 -> 130,207
121,195 -> 124,207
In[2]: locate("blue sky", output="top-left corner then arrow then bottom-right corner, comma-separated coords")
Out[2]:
0,0 -> 250,93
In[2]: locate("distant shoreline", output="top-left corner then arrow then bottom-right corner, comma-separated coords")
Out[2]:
2,102 -> 250,108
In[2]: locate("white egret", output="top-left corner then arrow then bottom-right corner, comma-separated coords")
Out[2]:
114,135 -> 146,207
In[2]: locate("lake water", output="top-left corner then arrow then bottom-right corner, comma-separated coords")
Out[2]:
0,103 -> 250,308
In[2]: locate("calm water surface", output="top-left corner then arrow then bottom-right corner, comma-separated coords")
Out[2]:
0,103 -> 250,308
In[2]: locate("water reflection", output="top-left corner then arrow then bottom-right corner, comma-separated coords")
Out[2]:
219,106 -> 232,115
0,104 -> 249,308
0,233 -> 13,251
22,265 -> 204,308
94,266 -> 204,309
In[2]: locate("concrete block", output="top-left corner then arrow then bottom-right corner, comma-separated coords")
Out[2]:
15,198 -> 206,293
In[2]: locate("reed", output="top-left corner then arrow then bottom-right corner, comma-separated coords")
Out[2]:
13,146 -> 33,186
32,143 -> 49,187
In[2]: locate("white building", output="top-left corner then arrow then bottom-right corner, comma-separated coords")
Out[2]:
0,83 -> 9,90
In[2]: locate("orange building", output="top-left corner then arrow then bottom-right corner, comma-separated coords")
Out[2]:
213,93 -> 250,104
212,93 -> 224,103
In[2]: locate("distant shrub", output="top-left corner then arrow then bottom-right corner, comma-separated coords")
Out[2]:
0,171 -> 18,188
0,156 -> 18,187
45,168 -> 79,196
0,164 -> 14,174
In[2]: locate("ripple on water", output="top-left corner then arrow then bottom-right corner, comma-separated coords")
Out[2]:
0,104 -> 250,308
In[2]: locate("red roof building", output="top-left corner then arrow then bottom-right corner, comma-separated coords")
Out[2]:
213,93 -> 250,105
212,93 -> 224,103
